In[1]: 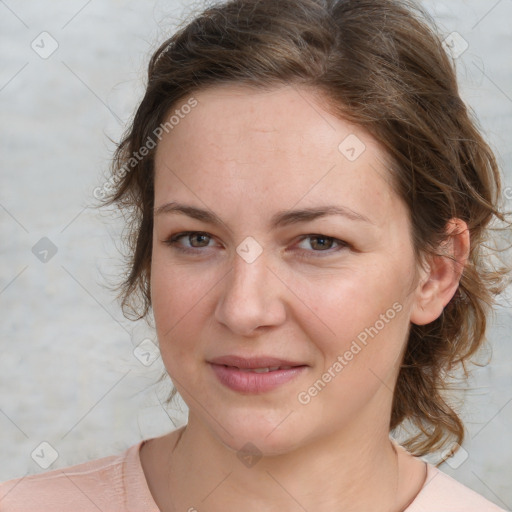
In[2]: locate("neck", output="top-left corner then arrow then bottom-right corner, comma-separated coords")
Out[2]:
161,417 -> 401,512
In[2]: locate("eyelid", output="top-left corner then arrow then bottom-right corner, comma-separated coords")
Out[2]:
163,231 -> 218,252
293,234 -> 350,257
162,231 -> 350,257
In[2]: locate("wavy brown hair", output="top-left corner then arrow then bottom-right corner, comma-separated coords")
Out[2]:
96,0 -> 512,459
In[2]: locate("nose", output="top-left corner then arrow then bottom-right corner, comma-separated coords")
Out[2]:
214,248 -> 287,337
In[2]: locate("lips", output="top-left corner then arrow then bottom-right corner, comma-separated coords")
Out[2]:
208,355 -> 307,370
208,355 -> 308,393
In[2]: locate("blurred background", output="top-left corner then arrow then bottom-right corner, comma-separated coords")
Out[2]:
1,0 -> 511,507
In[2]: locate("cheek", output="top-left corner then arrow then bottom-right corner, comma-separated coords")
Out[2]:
298,261 -> 411,385
150,241 -> 209,320
302,263 -> 404,338
150,253 -> 206,357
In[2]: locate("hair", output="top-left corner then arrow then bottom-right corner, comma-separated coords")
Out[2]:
96,0 -> 512,460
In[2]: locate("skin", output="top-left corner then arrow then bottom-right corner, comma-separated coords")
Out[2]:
141,84 -> 470,512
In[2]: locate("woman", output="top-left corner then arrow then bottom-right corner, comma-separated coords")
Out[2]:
1,0 -> 510,510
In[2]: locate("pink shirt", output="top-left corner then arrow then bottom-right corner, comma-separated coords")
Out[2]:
0,439 -> 507,511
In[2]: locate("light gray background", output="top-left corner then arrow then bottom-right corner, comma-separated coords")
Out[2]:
1,0 -> 511,508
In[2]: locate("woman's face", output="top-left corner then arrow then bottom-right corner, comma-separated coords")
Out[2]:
151,84 -> 424,455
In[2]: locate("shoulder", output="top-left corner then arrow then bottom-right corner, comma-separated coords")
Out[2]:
406,463 -> 507,512
0,441 -> 157,512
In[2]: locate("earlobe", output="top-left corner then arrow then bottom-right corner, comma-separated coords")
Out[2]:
410,218 -> 470,326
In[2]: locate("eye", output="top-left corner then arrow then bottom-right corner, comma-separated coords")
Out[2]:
162,231 -> 350,258
162,231 -> 217,254
294,234 -> 349,258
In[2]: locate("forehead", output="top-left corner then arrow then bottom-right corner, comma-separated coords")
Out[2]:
153,84 -> 399,225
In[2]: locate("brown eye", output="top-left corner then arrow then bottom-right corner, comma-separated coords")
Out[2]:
308,235 -> 335,251
295,234 -> 349,258
163,231 -> 215,253
187,233 -> 211,247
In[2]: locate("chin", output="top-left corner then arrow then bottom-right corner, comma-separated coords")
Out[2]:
206,413 -> 309,458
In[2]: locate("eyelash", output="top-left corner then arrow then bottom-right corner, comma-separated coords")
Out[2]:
162,231 -> 350,258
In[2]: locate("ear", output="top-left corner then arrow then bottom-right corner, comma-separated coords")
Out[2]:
410,218 -> 470,326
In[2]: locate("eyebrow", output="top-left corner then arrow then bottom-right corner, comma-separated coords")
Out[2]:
153,202 -> 374,228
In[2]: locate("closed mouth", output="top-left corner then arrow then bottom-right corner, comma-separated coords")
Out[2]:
220,365 -> 296,373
